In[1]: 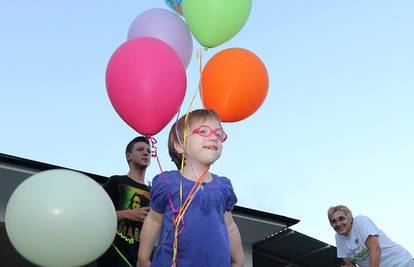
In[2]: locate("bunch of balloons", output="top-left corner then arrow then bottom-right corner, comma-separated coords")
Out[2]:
163,0 -> 269,123
106,8 -> 190,136
106,0 -> 270,137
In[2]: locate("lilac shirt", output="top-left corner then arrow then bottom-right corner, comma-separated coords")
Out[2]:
150,171 -> 237,267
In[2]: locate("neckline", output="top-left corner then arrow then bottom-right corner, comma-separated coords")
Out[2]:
177,171 -> 215,185
126,175 -> 147,186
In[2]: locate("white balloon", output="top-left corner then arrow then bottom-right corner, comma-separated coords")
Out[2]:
5,169 -> 117,267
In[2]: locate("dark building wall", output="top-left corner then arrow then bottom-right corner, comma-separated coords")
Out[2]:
1,223 -> 97,267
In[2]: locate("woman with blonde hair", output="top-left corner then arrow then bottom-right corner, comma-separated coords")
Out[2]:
328,205 -> 413,267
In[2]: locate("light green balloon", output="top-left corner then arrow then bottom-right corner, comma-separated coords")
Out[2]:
5,169 -> 117,267
183,0 -> 252,48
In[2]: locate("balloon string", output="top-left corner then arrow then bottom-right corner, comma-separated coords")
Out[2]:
155,155 -> 178,217
171,46 -> 208,267
146,134 -> 178,214
197,47 -> 208,108
173,169 -> 208,226
174,109 -> 182,145
146,130 -> 180,215
197,47 -> 208,73
171,170 -> 208,267
171,75 -> 198,266
111,244 -> 134,267
148,45 -> 210,265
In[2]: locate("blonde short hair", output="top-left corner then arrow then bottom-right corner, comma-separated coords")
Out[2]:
168,109 -> 222,169
327,205 -> 353,221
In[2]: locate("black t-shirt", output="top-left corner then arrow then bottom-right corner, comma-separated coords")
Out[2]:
103,175 -> 151,265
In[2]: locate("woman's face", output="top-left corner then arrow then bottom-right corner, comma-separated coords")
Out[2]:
330,210 -> 353,236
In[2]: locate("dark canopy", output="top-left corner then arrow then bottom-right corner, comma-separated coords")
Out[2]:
253,228 -> 342,267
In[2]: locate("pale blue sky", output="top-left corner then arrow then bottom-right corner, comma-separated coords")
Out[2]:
1,0 -> 413,252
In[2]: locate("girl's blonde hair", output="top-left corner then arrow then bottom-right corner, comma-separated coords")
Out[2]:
168,109 -> 222,169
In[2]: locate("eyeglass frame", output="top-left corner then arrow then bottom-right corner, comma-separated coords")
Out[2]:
187,124 -> 228,143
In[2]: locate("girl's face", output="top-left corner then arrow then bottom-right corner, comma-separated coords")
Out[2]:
183,118 -> 224,167
330,210 -> 353,236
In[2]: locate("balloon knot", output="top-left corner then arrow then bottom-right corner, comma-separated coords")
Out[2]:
145,135 -> 158,158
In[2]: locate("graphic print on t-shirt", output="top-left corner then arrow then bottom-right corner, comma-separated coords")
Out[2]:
347,238 -> 369,263
116,184 -> 150,244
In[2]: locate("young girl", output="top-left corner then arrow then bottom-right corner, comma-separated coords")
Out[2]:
137,109 -> 244,267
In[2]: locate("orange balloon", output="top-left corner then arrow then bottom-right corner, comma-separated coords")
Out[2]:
200,48 -> 269,122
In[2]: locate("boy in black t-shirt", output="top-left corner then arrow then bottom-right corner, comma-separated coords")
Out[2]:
97,136 -> 151,267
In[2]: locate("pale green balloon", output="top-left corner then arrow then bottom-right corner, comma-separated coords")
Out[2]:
183,0 -> 252,48
5,169 -> 117,267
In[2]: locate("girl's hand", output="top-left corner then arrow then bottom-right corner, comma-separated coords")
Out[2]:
137,259 -> 150,267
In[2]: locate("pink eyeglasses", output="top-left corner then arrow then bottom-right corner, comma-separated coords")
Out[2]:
188,125 -> 228,143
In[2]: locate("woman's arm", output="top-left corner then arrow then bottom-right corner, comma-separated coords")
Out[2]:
137,209 -> 164,267
343,258 -> 356,266
366,235 -> 381,267
225,211 -> 244,267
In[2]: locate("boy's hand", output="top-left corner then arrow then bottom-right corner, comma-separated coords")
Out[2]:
130,207 -> 150,222
118,207 -> 150,222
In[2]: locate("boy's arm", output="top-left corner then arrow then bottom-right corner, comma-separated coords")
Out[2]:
137,209 -> 164,267
225,211 -> 244,267
103,178 -> 150,223
117,207 -> 150,222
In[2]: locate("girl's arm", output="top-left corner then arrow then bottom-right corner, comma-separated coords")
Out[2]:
225,211 -> 244,267
137,209 -> 164,267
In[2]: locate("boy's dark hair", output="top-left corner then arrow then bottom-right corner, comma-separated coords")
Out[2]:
125,136 -> 150,154
168,109 -> 222,169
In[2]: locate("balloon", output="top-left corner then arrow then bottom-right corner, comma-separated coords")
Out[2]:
200,48 -> 269,122
127,8 -> 193,68
163,0 -> 183,16
106,37 -> 187,135
183,0 -> 252,48
5,169 -> 117,267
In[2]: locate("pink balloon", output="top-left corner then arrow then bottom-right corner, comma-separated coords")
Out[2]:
106,37 -> 186,135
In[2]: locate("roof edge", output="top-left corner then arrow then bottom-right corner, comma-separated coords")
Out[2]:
0,153 -> 107,183
233,206 -> 299,227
